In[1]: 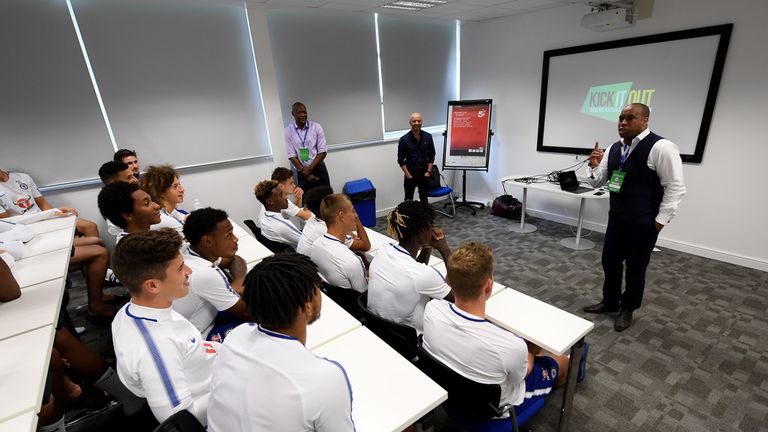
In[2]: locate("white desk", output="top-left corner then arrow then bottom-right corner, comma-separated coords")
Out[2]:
236,235 -> 273,265
0,326 -> 56,424
22,227 -> 74,259
431,262 -> 506,296
0,410 -> 36,432
26,215 -> 77,236
313,326 -> 447,432
363,228 -> 396,261
0,278 -> 65,342
11,249 -> 71,288
485,288 -> 594,432
305,293 -> 362,350
501,176 -> 607,250
230,219 -> 250,239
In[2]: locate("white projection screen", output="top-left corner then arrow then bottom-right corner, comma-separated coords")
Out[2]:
537,24 -> 732,163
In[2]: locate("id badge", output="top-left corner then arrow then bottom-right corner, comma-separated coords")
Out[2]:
608,170 -> 626,193
299,147 -> 310,162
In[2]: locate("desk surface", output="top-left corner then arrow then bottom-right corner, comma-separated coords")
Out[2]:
11,249 -> 71,288
0,326 -> 55,423
22,227 -> 74,259
313,326 -> 447,432
486,288 -> 594,356
25,216 -> 77,236
501,176 -> 607,199
0,410 -> 36,432
0,278 -> 65,342
236,235 -> 273,265
365,228 -> 396,252
305,293 -> 362,350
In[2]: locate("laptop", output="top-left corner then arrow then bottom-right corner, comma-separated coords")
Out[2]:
557,170 -> 594,194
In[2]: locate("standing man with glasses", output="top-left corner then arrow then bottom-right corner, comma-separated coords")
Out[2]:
285,102 -> 330,193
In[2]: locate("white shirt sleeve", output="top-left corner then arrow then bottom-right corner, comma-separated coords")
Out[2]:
498,335 -> 529,386
190,267 -> 240,312
313,361 -> 355,432
344,255 -> 368,293
647,139 -> 686,225
414,265 -> 451,300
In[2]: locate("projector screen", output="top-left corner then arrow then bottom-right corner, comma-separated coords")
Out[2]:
537,24 -> 732,163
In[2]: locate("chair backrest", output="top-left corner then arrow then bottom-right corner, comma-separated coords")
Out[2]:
428,165 -> 442,189
417,344 -> 507,422
243,219 -> 295,253
321,282 -> 363,318
357,292 -> 419,360
152,410 -> 206,432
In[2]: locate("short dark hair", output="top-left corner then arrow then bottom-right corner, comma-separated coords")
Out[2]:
113,149 -> 137,163
139,165 -> 179,206
386,200 -> 435,241
243,253 -> 321,329
304,185 -> 333,217
97,182 -> 139,229
447,243 -> 493,300
291,102 -> 306,113
98,161 -> 130,184
183,207 -> 229,246
254,180 -> 279,205
271,167 -> 294,183
320,194 -> 351,224
112,229 -> 183,295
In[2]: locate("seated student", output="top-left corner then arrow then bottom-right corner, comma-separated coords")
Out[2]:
254,180 -> 307,249
111,229 -> 219,425
173,208 -> 250,342
255,168 -> 312,228
207,253 -> 354,432
297,186 -> 371,257
140,165 -> 188,234
311,194 -> 369,292
0,168 -> 100,238
368,200 -> 453,333
423,243 -> 570,420
114,148 -> 141,180
98,161 -> 138,185
97,181 -> 161,241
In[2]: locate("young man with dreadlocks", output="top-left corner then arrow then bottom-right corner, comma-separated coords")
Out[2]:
207,253 -> 354,431
367,200 -> 454,333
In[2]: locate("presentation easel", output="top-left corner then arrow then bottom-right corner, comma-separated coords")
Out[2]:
442,129 -> 492,216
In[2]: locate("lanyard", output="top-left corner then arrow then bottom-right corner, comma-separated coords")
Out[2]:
618,143 -> 631,170
294,122 -> 311,148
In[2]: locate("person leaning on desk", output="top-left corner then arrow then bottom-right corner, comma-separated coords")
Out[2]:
582,103 -> 686,332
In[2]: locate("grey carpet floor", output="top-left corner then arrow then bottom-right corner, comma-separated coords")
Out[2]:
66,205 -> 768,432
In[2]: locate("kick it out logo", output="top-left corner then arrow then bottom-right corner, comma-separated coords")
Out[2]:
581,82 -> 655,122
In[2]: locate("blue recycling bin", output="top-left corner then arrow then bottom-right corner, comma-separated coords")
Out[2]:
343,178 -> 376,227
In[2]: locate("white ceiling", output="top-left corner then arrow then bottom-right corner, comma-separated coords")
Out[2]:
244,0 -> 587,22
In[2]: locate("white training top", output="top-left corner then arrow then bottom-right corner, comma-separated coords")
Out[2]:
172,250 -> 240,337
311,234 -> 367,292
112,302 -> 220,425
367,244 -> 450,333
0,172 -> 42,216
0,219 -> 34,243
297,216 -> 354,256
260,209 -> 303,249
0,240 -> 24,260
1,251 -> 15,268
422,299 -> 528,408
151,208 -> 188,234
256,199 -> 301,227
207,324 -> 355,432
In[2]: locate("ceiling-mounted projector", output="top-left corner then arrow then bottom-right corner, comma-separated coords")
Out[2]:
582,7 -> 635,31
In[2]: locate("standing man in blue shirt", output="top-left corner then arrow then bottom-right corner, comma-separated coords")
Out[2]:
398,112 -> 435,203
284,102 -> 330,193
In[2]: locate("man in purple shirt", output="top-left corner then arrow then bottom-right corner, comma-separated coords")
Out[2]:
284,102 -> 331,192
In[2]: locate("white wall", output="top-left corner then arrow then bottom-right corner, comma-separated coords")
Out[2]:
461,0 -> 768,271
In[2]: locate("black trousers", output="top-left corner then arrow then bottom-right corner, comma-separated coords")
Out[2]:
601,216 -> 660,311
297,161 -> 331,193
404,169 -> 429,203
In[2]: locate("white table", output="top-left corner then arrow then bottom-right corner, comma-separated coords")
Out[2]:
25,215 -> 77,236
0,278 -> 65,342
431,262 -> 506,296
22,227 -> 74,259
11,249 -> 71,288
0,326 -> 56,424
236,235 -> 273,265
363,228 -> 396,261
0,410 -> 36,432
485,288 -> 594,432
501,176 -> 607,250
230,219 -> 250,239
305,293 -> 362,350
312,326 -> 447,432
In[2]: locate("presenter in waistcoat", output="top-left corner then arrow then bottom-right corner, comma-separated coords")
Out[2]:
583,103 -> 686,332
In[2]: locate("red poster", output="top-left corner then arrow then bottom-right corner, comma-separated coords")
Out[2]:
448,104 -> 490,156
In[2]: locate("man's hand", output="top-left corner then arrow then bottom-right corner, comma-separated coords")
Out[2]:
424,170 -> 431,178
307,174 -> 319,183
655,222 -> 664,232
56,207 -> 79,216
589,141 -> 603,168
293,187 -> 304,204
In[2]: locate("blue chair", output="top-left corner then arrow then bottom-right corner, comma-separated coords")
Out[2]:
426,166 -> 456,218
416,339 -> 543,432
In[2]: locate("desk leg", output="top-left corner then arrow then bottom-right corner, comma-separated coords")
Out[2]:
560,197 -> 594,250
510,187 -> 537,233
558,338 -> 584,432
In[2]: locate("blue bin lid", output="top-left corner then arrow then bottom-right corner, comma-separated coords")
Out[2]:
343,178 -> 375,194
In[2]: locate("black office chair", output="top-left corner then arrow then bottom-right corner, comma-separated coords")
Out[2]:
152,410 -> 206,432
321,282 -> 364,319
357,292 -> 419,361
417,342 -> 531,432
426,166 -> 456,218
243,219 -> 295,253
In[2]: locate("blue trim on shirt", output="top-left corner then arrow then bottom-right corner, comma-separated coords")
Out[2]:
321,357 -> 356,431
450,304 -> 488,323
266,214 -> 302,234
130,315 -> 181,408
323,234 -> 344,244
125,304 -> 158,323
0,219 -> 15,225
392,244 -> 412,258
431,267 -> 445,282
257,325 -> 298,341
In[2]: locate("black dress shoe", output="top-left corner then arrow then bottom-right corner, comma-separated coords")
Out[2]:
583,302 -> 619,314
614,310 -> 633,332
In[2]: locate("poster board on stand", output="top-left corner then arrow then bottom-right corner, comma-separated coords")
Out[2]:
443,99 -> 492,171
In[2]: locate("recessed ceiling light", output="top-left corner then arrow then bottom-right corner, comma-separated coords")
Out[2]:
381,4 -> 420,11
392,1 -> 435,8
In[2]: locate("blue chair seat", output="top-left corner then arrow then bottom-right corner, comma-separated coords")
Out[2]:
427,186 -> 453,197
